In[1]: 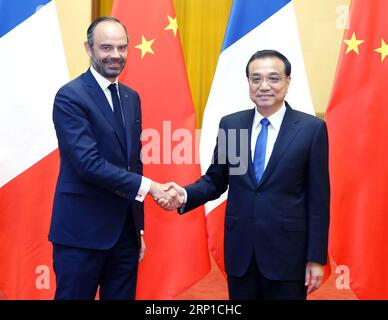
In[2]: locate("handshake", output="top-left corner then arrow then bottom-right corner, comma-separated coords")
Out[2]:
149,181 -> 186,211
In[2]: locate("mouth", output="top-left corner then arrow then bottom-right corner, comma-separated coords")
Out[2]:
257,95 -> 274,100
104,58 -> 124,68
106,62 -> 122,69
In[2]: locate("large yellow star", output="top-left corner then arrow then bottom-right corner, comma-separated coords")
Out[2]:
164,15 -> 178,37
134,35 -> 155,58
374,38 -> 388,62
344,32 -> 364,54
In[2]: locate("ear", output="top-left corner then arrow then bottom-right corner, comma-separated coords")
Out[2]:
286,75 -> 291,84
84,41 -> 92,58
283,76 -> 290,94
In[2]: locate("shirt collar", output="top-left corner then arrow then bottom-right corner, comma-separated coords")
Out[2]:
253,102 -> 286,132
90,66 -> 118,91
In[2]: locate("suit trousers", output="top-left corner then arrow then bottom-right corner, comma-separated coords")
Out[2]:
227,253 -> 307,300
52,210 -> 139,300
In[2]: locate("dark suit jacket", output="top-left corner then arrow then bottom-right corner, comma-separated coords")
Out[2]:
49,69 -> 144,250
181,103 -> 330,280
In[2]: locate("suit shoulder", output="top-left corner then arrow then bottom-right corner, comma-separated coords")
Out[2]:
118,82 -> 140,98
220,108 -> 254,123
56,73 -> 85,96
291,109 -> 325,126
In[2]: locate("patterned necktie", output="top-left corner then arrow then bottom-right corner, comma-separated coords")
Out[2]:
108,83 -> 126,146
253,118 -> 270,183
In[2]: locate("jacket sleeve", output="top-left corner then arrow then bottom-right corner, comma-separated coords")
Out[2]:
180,118 -> 229,213
306,120 -> 330,264
133,92 -> 145,230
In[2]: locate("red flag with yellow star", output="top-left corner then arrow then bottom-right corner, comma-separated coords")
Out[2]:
111,0 -> 210,299
326,0 -> 388,299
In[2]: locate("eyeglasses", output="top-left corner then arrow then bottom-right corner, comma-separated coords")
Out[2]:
248,75 -> 284,86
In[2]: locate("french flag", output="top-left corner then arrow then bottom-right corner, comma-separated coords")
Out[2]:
0,1 -> 68,299
202,0 -> 315,273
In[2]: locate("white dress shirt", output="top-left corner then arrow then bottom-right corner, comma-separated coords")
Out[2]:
90,66 -> 151,202
251,103 -> 286,169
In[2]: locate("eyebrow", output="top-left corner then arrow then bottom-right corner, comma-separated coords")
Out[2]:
99,43 -> 128,46
249,72 -> 281,76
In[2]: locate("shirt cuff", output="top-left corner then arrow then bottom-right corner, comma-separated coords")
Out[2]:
135,177 -> 151,202
178,188 -> 188,214
182,187 -> 187,204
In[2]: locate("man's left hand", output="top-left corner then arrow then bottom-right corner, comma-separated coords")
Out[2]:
139,235 -> 146,262
305,262 -> 324,294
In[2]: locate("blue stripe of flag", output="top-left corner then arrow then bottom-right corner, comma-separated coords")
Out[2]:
0,0 -> 51,38
222,0 -> 291,51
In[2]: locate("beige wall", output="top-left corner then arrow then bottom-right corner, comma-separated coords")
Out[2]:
174,0 -> 233,127
55,0 -> 92,79
294,0 -> 351,114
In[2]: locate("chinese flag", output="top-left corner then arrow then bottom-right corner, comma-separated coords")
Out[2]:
112,0 -> 210,299
326,0 -> 388,299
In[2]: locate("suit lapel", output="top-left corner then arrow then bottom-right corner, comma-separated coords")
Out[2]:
237,109 -> 258,188
119,84 -> 135,161
256,104 -> 301,189
83,70 -> 127,155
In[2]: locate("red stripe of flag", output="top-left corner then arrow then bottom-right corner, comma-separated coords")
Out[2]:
112,0 -> 210,299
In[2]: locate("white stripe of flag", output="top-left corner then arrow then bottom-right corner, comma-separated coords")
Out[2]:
0,1 -> 68,187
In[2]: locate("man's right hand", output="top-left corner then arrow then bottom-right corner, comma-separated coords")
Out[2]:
149,181 -> 184,211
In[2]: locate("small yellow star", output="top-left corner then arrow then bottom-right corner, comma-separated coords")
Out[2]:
344,32 -> 364,54
374,38 -> 388,62
164,15 -> 178,37
134,35 -> 155,58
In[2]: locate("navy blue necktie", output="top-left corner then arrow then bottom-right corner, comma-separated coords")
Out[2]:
108,83 -> 126,146
253,118 -> 270,183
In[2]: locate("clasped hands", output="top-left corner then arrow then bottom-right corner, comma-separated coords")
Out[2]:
149,181 -> 185,211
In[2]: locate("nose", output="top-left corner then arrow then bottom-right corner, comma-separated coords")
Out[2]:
110,47 -> 120,58
259,79 -> 271,90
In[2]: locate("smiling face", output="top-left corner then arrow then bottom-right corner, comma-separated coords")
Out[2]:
247,56 -> 291,117
85,20 -> 128,82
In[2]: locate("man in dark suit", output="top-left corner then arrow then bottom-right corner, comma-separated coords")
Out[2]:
49,16 -> 173,300
161,50 -> 330,300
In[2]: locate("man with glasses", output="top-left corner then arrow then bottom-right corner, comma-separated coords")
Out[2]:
162,50 -> 330,300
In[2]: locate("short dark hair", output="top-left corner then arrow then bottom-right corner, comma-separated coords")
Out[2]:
245,50 -> 291,77
87,16 -> 129,47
